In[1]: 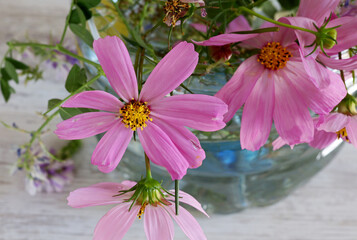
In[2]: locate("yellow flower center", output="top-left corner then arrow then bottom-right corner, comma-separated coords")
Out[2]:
163,0 -> 189,26
336,127 -> 349,142
119,100 -> 152,131
257,42 -> 292,70
137,203 -> 148,220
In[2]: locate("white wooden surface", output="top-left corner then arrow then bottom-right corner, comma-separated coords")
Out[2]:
1,1 -> 357,239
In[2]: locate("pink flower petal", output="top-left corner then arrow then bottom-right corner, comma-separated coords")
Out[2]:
139,42 -> 198,103
284,61 -> 346,115
318,113 -> 350,132
153,118 -> 205,169
144,206 -> 174,240
346,116 -> 357,148
91,122 -> 133,173
273,71 -> 314,145
138,121 -> 189,180
193,33 -> 258,46
272,137 -> 290,151
150,94 -> 227,132
67,182 -> 130,208
281,17 -> 317,56
297,0 -> 340,25
62,90 -> 123,112
309,129 -> 337,149
93,36 -> 138,102
215,56 -> 264,122
93,203 -> 139,240
167,190 -> 209,217
318,54 -> 357,71
240,70 -> 275,151
225,15 -> 252,33
326,17 -> 357,54
298,47 -> 330,88
190,23 -> 208,34
273,18 -> 299,47
54,112 -> 117,140
166,204 -> 207,240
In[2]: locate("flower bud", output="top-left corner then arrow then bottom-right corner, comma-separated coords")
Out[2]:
322,29 -> 337,49
209,45 -> 232,62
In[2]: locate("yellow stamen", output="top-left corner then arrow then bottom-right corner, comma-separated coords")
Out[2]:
336,127 -> 349,142
163,0 -> 189,26
119,99 -> 152,131
137,203 -> 148,220
257,42 -> 292,70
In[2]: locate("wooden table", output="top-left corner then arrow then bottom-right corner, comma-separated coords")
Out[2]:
1,1 -> 357,239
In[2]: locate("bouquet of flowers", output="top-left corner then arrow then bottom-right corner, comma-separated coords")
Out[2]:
1,0 -> 357,239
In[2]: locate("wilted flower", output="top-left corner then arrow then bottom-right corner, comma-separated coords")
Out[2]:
67,180 -> 208,240
55,36 -> 227,180
163,0 -> 206,26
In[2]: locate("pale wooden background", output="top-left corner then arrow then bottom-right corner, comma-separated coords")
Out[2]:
1,1 -> 357,239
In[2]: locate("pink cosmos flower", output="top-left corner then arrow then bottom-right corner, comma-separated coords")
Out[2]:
273,112 -> 357,150
67,180 -> 208,240
194,18 -> 346,151
54,36 -> 227,180
284,0 -> 357,72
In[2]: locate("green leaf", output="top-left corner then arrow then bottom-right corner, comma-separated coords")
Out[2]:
69,24 -> 94,47
59,107 -> 95,120
77,3 -> 92,20
77,0 -> 100,9
5,57 -> 29,70
65,65 -> 87,93
69,7 -> 87,27
261,1 -> 277,19
1,68 -> 11,80
0,78 -> 11,102
4,60 -> 19,83
278,0 -> 300,10
47,98 -> 62,110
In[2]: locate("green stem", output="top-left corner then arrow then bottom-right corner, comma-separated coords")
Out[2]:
28,73 -> 102,150
175,180 -> 179,215
144,153 -> 152,179
28,109 -> 60,146
44,73 -> 103,115
9,42 -> 102,69
60,0 -> 75,44
239,7 -> 317,35
56,44 -> 102,69
338,52 -> 346,84
138,48 -> 145,92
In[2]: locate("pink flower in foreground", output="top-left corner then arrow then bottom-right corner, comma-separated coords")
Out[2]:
55,36 -> 227,180
197,19 -> 346,151
67,181 -> 208,240
285,0 -> 357,72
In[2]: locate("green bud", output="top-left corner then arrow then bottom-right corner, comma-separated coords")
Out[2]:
323,29 -> 337,49
338,94 -> 357,115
